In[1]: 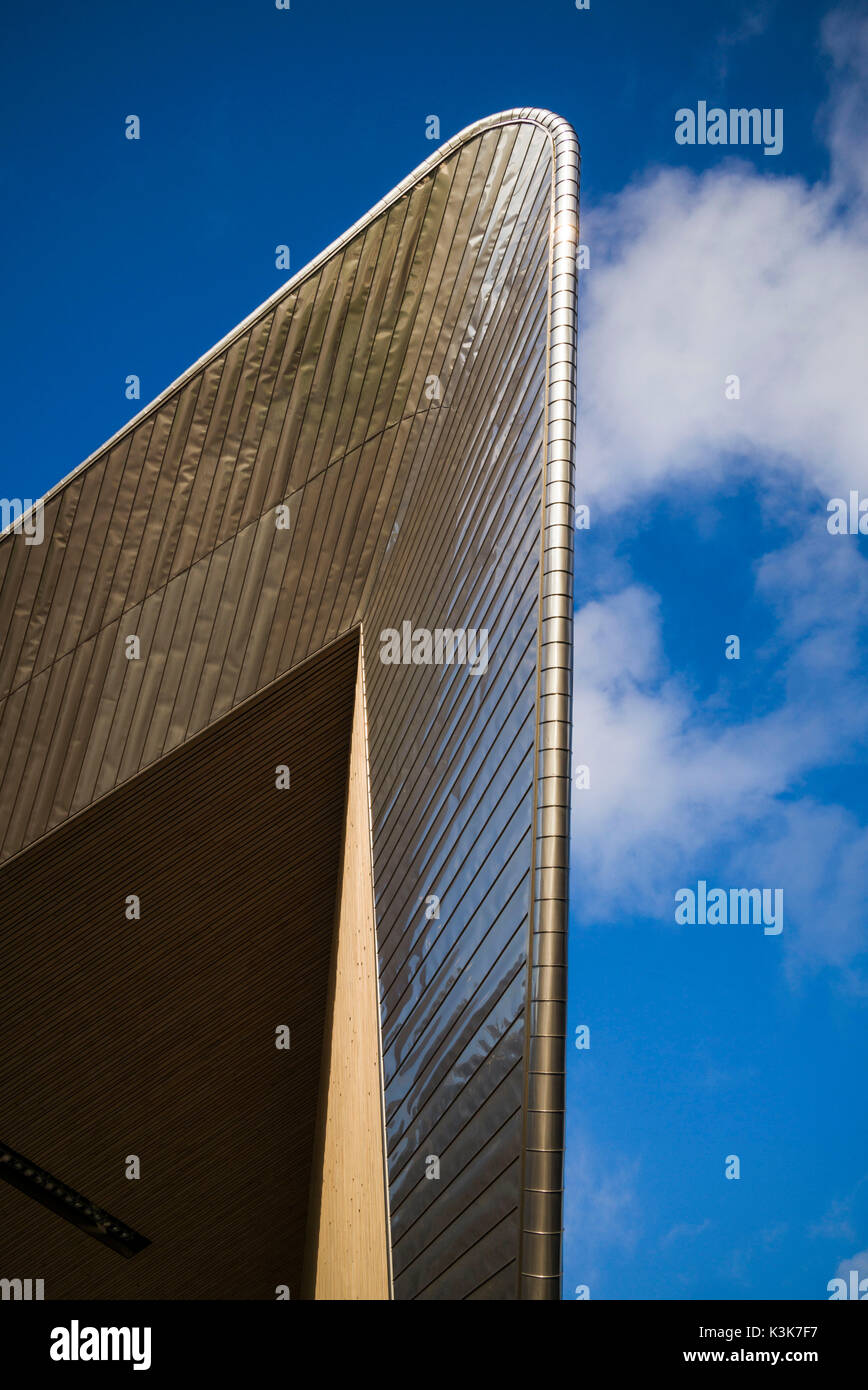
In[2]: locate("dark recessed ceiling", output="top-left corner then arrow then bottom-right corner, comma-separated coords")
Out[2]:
0,630 -> 358,1299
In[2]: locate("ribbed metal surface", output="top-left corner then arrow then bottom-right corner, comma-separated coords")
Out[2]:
0,110 -> 578,1298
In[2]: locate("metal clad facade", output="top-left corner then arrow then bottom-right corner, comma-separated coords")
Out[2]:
0,110 -> 578,1298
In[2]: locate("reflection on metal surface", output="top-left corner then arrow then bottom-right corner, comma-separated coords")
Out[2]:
0,109 -> 578,1298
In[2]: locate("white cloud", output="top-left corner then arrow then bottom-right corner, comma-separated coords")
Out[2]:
821,6 -> 868,200
834,1247 -> 868,1280
579,9 -> 868,505
810,1197 -> 856,1242
570,8 -> 868,988
571,547 -> 868,982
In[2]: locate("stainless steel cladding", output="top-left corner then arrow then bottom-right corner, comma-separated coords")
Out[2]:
0,110 -> 579,1299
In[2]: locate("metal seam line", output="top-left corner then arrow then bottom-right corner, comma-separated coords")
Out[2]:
517,112 -> 579,1300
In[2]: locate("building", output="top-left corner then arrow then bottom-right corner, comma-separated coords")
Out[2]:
0,109 -> 579,1300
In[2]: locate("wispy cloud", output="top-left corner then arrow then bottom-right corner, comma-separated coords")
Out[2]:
834,1247 -> 868,1280
661,1218 -> 713,1247
714,2 -> 778,82
563,1130 -> 643,1291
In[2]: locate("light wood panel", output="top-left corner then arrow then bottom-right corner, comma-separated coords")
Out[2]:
304,643 -> 391,1300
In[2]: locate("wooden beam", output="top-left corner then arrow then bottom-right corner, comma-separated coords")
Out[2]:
303,643 -> 391,1300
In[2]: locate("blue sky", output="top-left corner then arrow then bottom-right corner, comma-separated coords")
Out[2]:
2,0 -> 866,1299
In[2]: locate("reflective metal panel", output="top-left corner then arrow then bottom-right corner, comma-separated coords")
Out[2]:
0,109 -> 579,1298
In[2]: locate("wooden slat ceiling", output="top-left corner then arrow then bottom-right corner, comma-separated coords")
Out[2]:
0,631 -> 358,1298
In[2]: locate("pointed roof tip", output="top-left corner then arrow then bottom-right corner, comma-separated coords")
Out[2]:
2,108 -> 579,537
430,110 -> 580,177
448,108 -> 580,149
